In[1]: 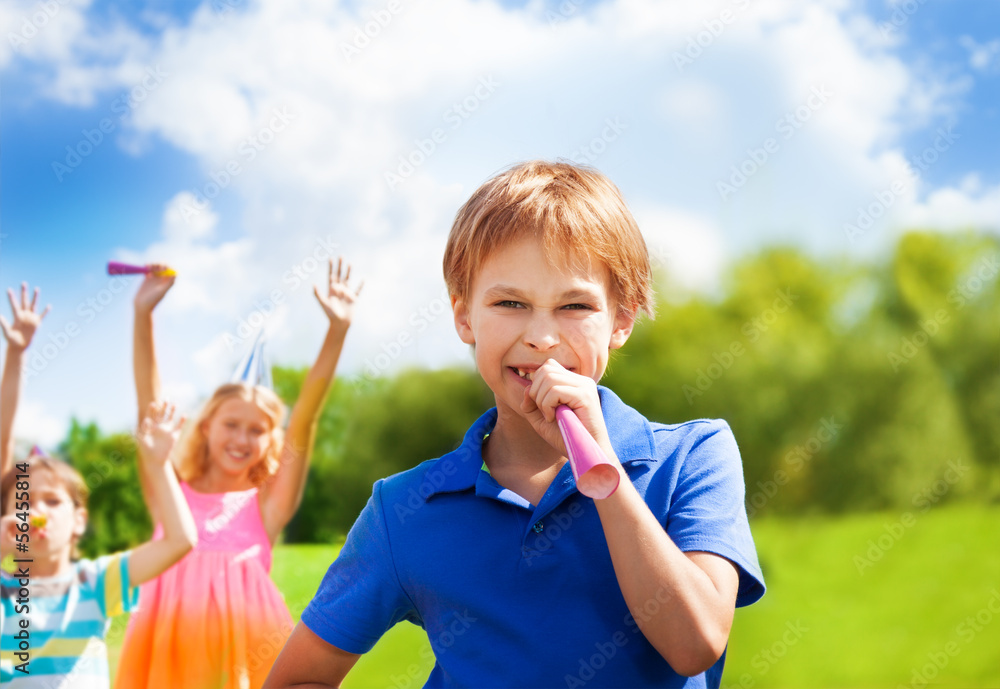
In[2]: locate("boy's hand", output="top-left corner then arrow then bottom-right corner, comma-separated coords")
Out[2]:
133,264 -> 176,313
0,514 -> 21,557
313,257 -> 362,329
137,401 -> 185,467
0,283 -> 50,351
520,359 -> 614,458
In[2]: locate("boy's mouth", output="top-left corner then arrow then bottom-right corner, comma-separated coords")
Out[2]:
512,367 -> 535,382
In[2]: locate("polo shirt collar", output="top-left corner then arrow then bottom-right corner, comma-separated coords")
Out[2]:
425,385 -> 656,498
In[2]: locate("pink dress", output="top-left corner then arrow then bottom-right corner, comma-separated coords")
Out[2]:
114,483 -> 293,689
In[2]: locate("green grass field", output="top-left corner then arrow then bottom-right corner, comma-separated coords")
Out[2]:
108,502 -> 1000,687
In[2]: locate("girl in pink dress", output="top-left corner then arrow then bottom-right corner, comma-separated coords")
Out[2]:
115,258 -> 360,689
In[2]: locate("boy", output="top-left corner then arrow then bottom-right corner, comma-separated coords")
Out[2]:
265,161 -> 765,688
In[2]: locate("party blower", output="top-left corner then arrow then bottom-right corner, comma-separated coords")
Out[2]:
107,261 -> 177,277
556,405 -> 620,499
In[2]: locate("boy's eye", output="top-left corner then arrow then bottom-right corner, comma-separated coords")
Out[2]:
562,303 -> 593,311
495,300 -> 523,308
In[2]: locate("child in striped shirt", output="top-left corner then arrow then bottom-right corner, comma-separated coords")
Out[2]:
0,400 -> 197,689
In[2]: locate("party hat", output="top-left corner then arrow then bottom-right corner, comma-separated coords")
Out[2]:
230,330 -> 273,390
29,445 -> 48,459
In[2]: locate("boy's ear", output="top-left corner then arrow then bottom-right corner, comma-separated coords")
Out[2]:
609,304 -> 637,350
72,507 -> 88,538
451,294 -> 476,346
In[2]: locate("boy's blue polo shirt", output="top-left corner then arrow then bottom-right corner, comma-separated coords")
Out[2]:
303,386 -> 765,688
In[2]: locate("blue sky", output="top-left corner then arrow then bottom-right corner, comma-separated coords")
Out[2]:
1,0 -> 997,447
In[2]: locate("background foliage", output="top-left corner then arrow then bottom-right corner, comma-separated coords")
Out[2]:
69,230 -> 999,557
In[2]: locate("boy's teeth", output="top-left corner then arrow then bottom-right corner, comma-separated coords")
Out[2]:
516,369 -> 533,381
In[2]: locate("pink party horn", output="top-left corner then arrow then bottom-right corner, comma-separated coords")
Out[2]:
556,405 -> 620,499
107,261 -> 176,277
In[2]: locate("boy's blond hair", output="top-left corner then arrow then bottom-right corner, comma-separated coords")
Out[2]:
443,160 -> 654,318
176,383 -> 287,487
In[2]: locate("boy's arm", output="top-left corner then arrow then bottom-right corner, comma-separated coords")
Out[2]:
263,623 -> 361,688
260,258 -> 358,542
132,266 -> 176,521
523,361 -> 741,677
0,284 -> 50,476
127,401 -> 198,586
594,483 -> 740,676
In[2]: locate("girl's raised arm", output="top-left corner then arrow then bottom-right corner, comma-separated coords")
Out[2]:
128,401 -> 198,586
260,257 -> 360,542
0,283 -> 50,477
132,265 -> 175,522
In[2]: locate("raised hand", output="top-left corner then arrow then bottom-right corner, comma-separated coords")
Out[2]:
134,263 -> 176,314
136,401 -> 185,467
313,257 -> 362,328
0,283 -> 50,351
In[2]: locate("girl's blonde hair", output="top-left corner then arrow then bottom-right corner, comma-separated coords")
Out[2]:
176,383 -> 287,486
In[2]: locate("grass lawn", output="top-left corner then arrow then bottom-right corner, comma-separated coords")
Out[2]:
108,502 -> 1000,687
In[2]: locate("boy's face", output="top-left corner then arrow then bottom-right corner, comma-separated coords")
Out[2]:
7,470 -> 87,559
452,235 -> 635,416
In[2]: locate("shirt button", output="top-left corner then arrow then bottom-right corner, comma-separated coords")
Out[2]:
532,521 -> 544,533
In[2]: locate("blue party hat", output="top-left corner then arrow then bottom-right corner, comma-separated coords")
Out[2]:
230,330 -> 273,390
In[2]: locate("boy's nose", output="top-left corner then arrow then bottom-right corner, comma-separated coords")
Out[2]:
523,314 -> 560,350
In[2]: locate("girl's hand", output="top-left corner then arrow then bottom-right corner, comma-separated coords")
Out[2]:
520,359 -> 613,457
133,264 -> 176,314
0,283 -> 50,352
136,401 -> 185,467
313,257 -> 362,329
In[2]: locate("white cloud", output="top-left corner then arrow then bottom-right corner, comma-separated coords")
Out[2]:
13,400 -> 64,449
959,35 -> 1000,72
2,0 -> 985,434
899,175 -> 1000,232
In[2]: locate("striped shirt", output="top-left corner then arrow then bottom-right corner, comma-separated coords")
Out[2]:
1,552 -> 138,689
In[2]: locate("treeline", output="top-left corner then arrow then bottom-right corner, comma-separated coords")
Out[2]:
64,231 -> 999,554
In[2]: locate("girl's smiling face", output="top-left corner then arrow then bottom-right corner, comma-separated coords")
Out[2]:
452,235 -> 635,416
202,397 -> 273,480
